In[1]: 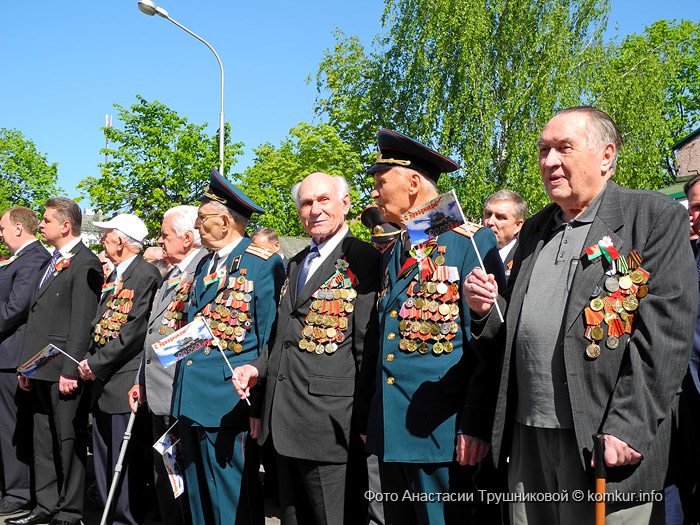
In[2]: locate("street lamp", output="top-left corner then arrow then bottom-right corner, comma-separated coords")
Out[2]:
137,0 -> 225,175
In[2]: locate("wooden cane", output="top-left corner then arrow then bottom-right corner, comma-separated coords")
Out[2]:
592,433 -> 606,525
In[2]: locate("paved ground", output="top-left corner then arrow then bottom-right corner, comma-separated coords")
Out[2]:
0,455 -> 281,525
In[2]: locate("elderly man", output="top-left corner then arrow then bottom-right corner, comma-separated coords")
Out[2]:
251,227 -> 288,269
0,208 -> 50,517
234,172 -> 380,524
172,170 -> 284,525
363,130 -> 504,524
128,205 -> 206,525
78,213 -> 160,525
464,106 -> 697,524
13,198 -> 102,525
483,189 -> 526,276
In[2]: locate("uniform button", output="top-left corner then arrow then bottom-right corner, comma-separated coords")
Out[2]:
148,329 -> 153,334
390,310 -> 398,318
283,342 -> 290,349
203,347 -> 211,356
146,359 -> 151,365
186,360 -> 193,367
387,332 -> 396,340
387,377 -> 395,385
386,354 -> 395,362
278,374 -> 286,381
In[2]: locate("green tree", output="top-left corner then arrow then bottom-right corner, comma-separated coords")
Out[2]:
314,0 -> 611,219
78,95 -> 242,238
592,19 -> 700,189
238,122 -> 369,239
0,128 -> 62,213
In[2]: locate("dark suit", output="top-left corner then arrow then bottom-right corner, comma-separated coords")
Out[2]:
172,238 -> 284,525
20,241 -> 102,523
476,181 -> 697,499
0,240 -> 49,508
85,255 -> 159,525
251,230 -> 380,524
137,247 -> 206,525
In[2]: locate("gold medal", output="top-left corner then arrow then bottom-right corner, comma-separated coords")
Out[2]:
299,339 -> 309,350
345,303 -> 354,313
618,275 -> 632,290
444,341 -> 454,353
407,341 -> 418,352
630,270 -> 644,284
623,295 -> 638,312
591,325 -> 604,341
590,298 -> 604,311
307,341 -> 316,353
158,326 -> 166,335
399,339 -> 409,351
637,284 -> 648,298
233,343 -> 243,353
338,317 -> 349,329
432,342 -> 444,355
427,282 -> 438,294
435,255 -> 445,266
417,343 -> 430,354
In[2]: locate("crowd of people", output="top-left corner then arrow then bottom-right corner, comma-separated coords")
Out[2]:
0,106 -> 697,525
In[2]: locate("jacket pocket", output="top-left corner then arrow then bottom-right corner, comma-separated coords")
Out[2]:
308,375 -> 354,397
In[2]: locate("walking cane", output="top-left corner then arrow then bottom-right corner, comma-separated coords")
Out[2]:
592,433 -> 606,525
100,392 -> 139,525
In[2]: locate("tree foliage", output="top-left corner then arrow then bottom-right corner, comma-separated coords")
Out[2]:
78,95 -> 242,238
313,1 -> 700,219
237,122 -> 369,239
0,128 -> 62,214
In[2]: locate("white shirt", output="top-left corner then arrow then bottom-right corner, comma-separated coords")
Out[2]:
304,225 -> 348,283
499,237 -> 517,263
13,238 -> 39,256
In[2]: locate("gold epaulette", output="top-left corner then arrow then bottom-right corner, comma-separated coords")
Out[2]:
245,243 -> 275,260
453,222 -> 482,238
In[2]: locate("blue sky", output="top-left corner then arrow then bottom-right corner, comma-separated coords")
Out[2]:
1,1 -> 697,203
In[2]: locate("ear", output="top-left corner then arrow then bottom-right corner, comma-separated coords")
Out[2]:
513,219 -> 524,237
60,220 -> 72,236
341,193 -> 351,215
182,230 -> 194,249
600,143 -> 615,174
408,171 -> 423,196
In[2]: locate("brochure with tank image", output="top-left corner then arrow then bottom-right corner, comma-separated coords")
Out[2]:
402,189 -> 466,245
152,316 -> 213,368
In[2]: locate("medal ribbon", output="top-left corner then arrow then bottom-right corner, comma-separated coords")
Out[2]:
55,252 -> 75,272
398,238 -> 438,281
203,266 -> 227,290
0,255 -> 18,268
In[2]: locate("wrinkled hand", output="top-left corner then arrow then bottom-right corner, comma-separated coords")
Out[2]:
456,434 -> 490,466
591,434 -> 643,468
59,374 -> 79,395
17,375 -> 31,392
78,359 -> 96,381
249,417 -> 261,439
232,365 -> 259,400
128,384 -> 145,412
463,268 -> 499,316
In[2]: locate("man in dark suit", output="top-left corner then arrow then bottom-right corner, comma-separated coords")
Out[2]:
78,213 -> 160,525
172,169 -> 284,525
363,130 -> 504,524
465,106 -> 697,524
483,189 -> 526,278
13,198 -> 102,525
0,207 -> 50,517
129,205 -> 206,525
234,172 -> 381,525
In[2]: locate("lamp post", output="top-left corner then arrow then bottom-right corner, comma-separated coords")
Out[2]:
137,0 -> 225,175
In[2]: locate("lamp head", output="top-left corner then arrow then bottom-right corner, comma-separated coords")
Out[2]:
137,0 -> 168,18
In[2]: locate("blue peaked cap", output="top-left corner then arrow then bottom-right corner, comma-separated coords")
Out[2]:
198,169 -> 265,219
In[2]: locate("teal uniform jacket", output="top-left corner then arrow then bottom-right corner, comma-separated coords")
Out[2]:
365,225 -> 505,463
172,237 -> 284,426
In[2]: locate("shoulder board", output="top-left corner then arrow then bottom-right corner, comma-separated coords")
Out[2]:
453,222 -> 482,238
245,243 -> 275,260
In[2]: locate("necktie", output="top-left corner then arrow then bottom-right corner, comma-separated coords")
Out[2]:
297,247 -> 320,294
106,269 -> 117,284
39,250 -> 63,288
399,231 -> 411,266
208,252 -> 220,274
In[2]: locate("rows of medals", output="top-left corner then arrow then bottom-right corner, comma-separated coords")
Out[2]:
299,273 -> 357,355
93,287 -> 134,346
583,250 -> 649,359
200,273 -> 254,353
158,278 -> 193,336
397,263 -> 460,356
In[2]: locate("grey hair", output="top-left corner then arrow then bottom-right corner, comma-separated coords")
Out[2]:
164,205 -> 201,247
555,106 -> 622,174
291,174 -> 351,209
114,229 -> 143,251
484,190 -> 527,222
202,199 -> 249,229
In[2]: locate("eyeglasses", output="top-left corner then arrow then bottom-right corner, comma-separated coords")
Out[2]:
196,213 -> 221,224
